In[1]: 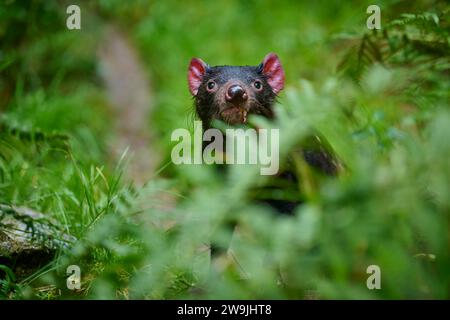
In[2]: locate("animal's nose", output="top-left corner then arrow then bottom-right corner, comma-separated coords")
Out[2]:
226,85 -> 248,103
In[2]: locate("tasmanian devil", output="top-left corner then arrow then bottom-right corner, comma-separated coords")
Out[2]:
187,53 -> 339,255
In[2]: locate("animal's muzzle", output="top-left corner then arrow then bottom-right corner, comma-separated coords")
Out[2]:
225,85 -> 248,104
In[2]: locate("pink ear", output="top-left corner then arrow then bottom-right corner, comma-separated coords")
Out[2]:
261,53 -> 285,94
188,58 -> 208,96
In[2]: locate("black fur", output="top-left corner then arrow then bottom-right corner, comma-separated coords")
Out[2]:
189,58 -> 339,257
194,65 -> 275,130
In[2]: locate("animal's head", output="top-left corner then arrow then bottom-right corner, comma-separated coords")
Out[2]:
188,53 -> 285,128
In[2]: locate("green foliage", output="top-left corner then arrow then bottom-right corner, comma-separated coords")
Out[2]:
0,0 -> 449,299
338,9 -> 450,107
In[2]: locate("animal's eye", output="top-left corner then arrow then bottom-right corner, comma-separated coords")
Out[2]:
207,81 -> 216,91
253,80 -> 262,90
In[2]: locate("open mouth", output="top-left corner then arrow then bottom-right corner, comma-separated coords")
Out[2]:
220,107 -> 248,124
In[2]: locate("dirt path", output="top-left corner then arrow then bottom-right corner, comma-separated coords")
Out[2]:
98,26 -> 158,185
